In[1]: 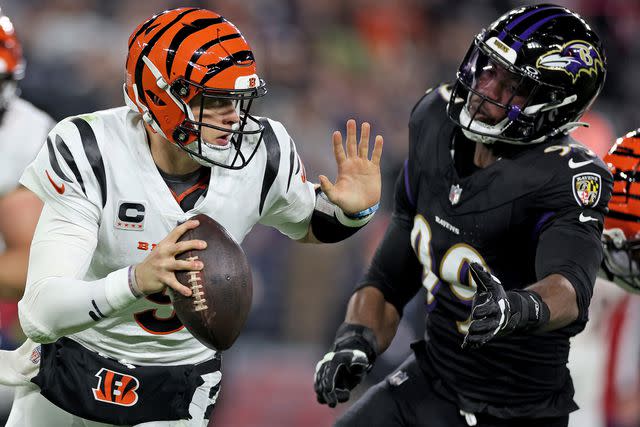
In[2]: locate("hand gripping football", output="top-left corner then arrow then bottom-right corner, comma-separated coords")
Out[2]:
170,214 -> 253,351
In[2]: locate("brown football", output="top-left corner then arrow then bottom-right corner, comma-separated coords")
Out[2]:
170,213 -> 253,351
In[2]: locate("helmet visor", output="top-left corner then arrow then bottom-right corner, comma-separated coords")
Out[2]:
448,34 -> 562,143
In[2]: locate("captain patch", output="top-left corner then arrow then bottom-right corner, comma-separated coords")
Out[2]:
572,172 -> 601,207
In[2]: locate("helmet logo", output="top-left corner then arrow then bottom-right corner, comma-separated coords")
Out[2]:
537,40 -> 604,83
249,77 -> 256,88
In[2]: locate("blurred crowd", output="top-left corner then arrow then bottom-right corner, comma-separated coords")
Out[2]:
0,0 -> 638,426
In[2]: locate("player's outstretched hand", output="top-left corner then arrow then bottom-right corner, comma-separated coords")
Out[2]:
462,262 -> 513,349
133,220 -> 206,297
319,119 -> 383,215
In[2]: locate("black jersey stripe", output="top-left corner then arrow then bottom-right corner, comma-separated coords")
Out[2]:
56,134 -> 86,196
128,10 -> 171,50
91,299 -> 106,319
258,118 -> 280,215
607,210 -> 640,223
611,149 -> 640,159
199,50 -> 254,86
134,8 -> 199,118
166,17 -> 225,76
295,155 -> 300,175
70,118 -> 107,208
286,137 -> 295,193
46,136 -> 72,183
184,33 -> 242,81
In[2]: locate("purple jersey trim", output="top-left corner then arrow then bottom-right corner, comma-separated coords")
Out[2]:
532,211 -> 555,240
404,158 -> 416,208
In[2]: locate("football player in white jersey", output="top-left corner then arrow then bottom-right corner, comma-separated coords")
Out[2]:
0,11 -> 54,422
0,12 -> 54,300
1,7 -> 384,427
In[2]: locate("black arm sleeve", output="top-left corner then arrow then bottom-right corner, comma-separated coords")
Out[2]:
535,206 -> 605,323
354,164 -> 423,316
533,154 -> 613,324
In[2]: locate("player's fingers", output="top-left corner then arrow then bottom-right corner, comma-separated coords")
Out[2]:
345,119 -> 357,158
332,131 -> 346,164
469,262 -> 492,293
335,388 -> 351,404
171,258 -> 204,272
319,175 -> 334,197
166,219 -> 200,243
358,122 -> 370,158
165,274 -> 193,297
468,317 -> 497,334
371,135 -> 383,165
172,239 -> 207,256
325,390 -> 338,408
464,331 -> 494,348
472,299 -> 498,318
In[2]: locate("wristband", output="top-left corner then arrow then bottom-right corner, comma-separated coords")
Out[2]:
506,289 -> 551,333
333,323 -> 378,364
128,265 -> 144,298
343,203 -> 380,220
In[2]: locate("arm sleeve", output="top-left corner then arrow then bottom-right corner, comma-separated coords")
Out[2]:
535,206 -> 606,323
355,163 -> 423,316
534,162 -> 613,323
258,119 -> 316,240
18,204 -> 139,344
17,120 -> 139,343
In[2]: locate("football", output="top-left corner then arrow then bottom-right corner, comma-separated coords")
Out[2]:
170,213 -> 253,351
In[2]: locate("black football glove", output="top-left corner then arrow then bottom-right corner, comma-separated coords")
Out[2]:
314,323 -> 377,407
462,262 -> 550,349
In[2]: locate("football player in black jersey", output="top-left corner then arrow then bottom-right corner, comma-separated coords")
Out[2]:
314,4 -> 612,427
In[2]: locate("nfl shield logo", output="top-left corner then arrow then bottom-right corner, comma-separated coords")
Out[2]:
449,184 -> 462,205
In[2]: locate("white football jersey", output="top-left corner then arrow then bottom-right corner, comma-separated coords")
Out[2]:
0,97 -> 54,197
19,106 -> 315,365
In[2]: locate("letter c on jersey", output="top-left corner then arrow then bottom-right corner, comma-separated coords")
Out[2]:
115,201 -> 146,230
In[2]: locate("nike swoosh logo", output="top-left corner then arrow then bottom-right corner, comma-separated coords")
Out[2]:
579,212 -> 598,223
45,170 -> 65,194
568,158 -> 594,169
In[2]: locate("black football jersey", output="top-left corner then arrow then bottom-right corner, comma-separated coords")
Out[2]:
361,84 -> 613,418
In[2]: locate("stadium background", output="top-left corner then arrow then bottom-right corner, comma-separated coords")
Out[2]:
0,0 -> 638,426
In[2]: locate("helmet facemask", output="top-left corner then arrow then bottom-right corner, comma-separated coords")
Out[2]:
171,77 -> 267,169
448,33 -> 573,145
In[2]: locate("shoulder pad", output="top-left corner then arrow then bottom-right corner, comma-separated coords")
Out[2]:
410,83 -> 451,117
525,137 -> 613,210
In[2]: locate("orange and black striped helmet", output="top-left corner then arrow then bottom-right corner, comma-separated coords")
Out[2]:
602,130 -> 640,293
0,13 -> 24,108
125,8 -> 267,169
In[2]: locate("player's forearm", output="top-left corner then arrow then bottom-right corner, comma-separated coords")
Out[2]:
18,266 -> 140,343
0,249 -> 30,299
525,274 -> 578,331
299,189 -> 376,244
345,286 -> 400,353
